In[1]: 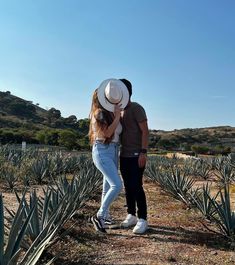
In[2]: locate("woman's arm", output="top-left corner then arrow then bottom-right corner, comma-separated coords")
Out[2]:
103,105 -> 122,138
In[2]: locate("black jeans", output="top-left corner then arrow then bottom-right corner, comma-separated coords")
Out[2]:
120,156 -> 147,220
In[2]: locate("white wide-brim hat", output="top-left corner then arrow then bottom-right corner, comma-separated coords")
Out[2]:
97,78 -> 129,112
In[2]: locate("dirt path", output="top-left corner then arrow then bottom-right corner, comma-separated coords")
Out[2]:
39,179 -> 235,265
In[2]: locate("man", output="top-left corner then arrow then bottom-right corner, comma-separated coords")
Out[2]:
119,78 -> 149,234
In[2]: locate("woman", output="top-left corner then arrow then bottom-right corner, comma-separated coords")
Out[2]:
89,78 -> 129,233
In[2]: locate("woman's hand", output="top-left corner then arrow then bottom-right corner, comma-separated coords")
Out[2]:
103,104 -> 122,138
114,104 -> 122,118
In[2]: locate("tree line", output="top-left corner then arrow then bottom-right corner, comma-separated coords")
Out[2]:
0,91 -> 233,154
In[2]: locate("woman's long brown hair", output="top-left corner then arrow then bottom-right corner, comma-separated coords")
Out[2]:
89,89 -> 114,144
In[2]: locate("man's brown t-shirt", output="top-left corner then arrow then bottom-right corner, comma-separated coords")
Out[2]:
120,102 -> 147,157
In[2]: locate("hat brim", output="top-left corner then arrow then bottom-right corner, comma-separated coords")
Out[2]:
97,78 -> 129,112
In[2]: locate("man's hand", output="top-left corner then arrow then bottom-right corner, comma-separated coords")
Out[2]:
138,153 -> 147,168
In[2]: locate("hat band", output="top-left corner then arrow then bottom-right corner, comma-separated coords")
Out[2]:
105,93 -> 123,105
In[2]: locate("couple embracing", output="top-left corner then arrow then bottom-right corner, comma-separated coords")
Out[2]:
89,78 -> 149,234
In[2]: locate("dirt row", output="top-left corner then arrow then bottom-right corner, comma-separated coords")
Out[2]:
34,179 -> 235,265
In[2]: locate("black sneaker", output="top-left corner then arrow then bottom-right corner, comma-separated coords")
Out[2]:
104,218 -> 116,226
104,217 -> 120,229
91,216 -> 106,233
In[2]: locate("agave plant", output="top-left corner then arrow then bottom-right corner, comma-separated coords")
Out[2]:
62,154 -> 89,174
145,160 -> 162,184
17,206 -> 60,265
55,159 -> 102,207
7,150 -> 26,169
212,156 -> 229,173
148,155 -> 173,172
29,155 -> 51,184
194,159 -> 212,180
189,183 -> 218,220
229,154 -> 235,169
3,189 -> 73,264
18,228 -> 57,265
207,185 -> 235,241
5,188 -> 70,245
146,159 -> 195,205
18,157 -> 35,186
1,165 -> 18,191
163,169 -> 195,205
0,191 -> 35,264
7,159 -> 102,247
50,152 -> 65,176
213,158 -> 235,185
180,160 -> 196,177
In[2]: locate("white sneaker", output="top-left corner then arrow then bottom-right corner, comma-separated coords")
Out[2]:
121,214 -> 137,228
133,219 -> 148,234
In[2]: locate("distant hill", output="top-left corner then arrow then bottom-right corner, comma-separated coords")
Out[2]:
149,126 -> 235,153
0,90 -> 87,129
0,90 -> 89,149
1,90 -> 235,152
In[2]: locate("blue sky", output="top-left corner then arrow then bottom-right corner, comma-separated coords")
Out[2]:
0,0 -> 234,130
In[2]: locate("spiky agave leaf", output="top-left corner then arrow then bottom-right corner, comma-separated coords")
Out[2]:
18,203 -> 64,265
145,159 -> 162,184
207,185 -> 235,240
194,159 -> 212,180
190,183 -> 218,219
0,194 -> 5,264
0,191 -> 36,265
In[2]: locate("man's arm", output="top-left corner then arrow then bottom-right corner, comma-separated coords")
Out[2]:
138,120 -> 149,168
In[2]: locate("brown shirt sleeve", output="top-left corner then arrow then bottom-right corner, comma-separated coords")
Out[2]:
133,104 -> 147,123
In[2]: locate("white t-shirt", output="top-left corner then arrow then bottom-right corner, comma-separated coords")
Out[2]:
91,115 -> 122,143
